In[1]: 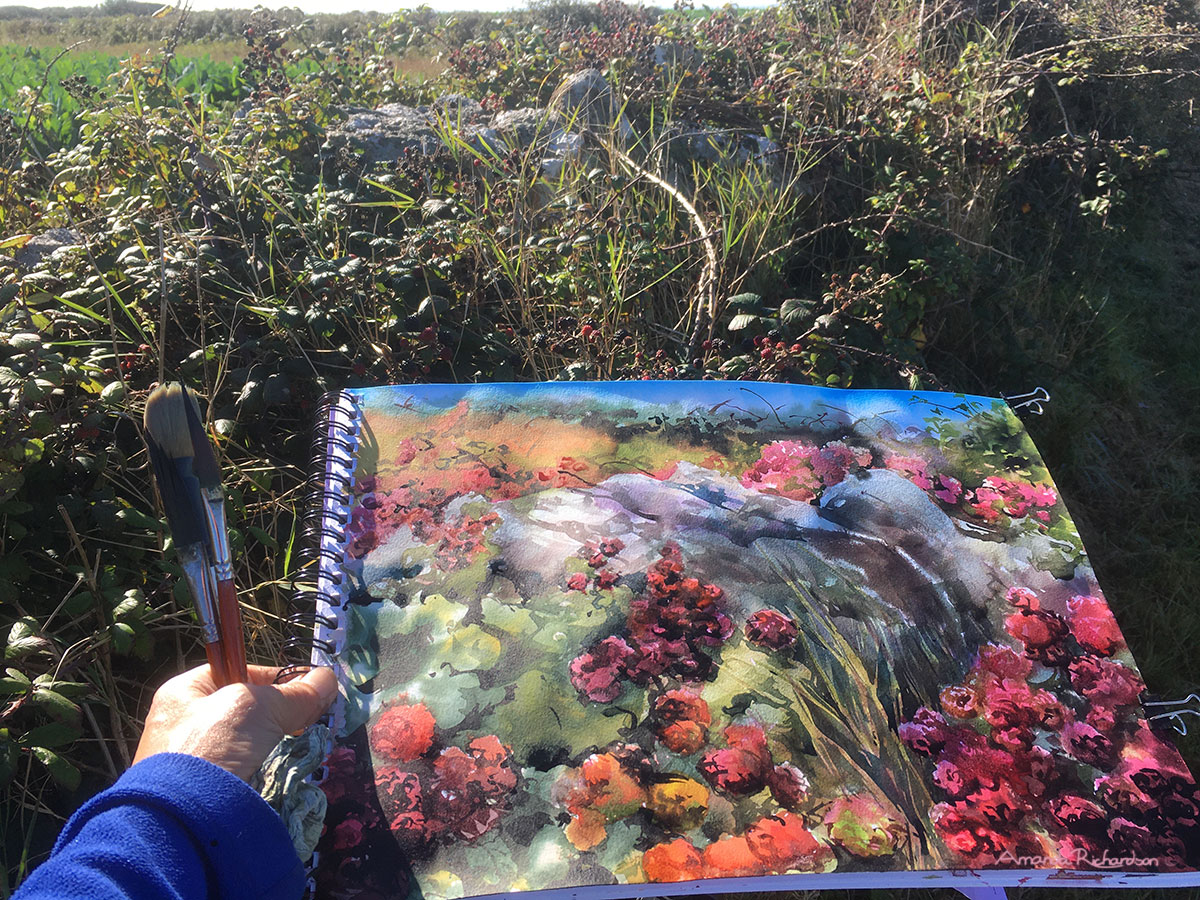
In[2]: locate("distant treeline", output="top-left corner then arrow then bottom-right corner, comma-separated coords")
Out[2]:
0,1 -> 384,46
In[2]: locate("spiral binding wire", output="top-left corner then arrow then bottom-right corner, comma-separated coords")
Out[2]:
274,391 -> 362,897
276,390 -> 361,683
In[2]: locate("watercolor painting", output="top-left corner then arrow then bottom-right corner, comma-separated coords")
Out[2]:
310,382 -> 1199,899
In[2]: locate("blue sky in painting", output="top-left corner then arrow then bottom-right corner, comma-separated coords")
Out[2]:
351,381 -> 1002,436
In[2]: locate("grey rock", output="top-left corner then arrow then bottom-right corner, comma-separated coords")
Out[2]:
549,69 -> 633,140
666,124 -> 780,168
541,130 -> 585,178
322,87 -> 783,184
661,123 -> 787,192
463,125 -> 502,156
13,227 -> 83,271
432,93 -> 486,124
489,107 -> 563,146
550,68 -> 616,127
324,104 -> 439,169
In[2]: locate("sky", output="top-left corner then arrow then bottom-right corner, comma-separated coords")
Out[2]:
10,0 -> 535,11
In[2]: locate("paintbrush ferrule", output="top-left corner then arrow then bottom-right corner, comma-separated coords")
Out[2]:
178,543 -> 221,645
199,489 -> 234,581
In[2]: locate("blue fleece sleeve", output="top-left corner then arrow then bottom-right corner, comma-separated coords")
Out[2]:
14,753 -> 305,900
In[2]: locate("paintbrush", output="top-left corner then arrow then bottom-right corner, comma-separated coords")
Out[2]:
181,389 -> 249,684
143,383 -> 230,686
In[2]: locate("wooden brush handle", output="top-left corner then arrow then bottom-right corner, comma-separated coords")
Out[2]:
205,640 -> 231,688
216,579 -> 248,683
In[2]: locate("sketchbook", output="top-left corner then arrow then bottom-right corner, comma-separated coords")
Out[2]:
290,382 -> 1200,898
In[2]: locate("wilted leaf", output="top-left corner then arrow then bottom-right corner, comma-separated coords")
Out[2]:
0,234 -> 33,250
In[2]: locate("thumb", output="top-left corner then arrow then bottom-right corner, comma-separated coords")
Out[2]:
266,667 -> 339,735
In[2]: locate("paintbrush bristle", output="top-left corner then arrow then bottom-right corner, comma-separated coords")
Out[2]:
144,383 -> 197,461
145,436 -> 209,548
182,389 -> 222,490
144,383 -> 213,548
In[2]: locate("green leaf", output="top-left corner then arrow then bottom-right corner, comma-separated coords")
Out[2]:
438,830 -> 518,892
0,738 -> 17,788
780,297 -> 815,330
342,642 -> 378,686
22,438 -> 44,463
591,818 -> 644,877
114,507 -> 159,531
727,313 -> 762,332
132,627 -> 154,661
339,682 -> 372,738
0,668 -> 31,694
108,622 -> 136,655
725,292 -> 763,312
483,667 -> 629,763
5,618 -> 50,660
19,721 -> 83,750
521,824 -> 575,887
30,746 -> 81,791
246,525 -> 278,551
29,687 -> 81,723
100,380 -> 127,404
479,597 -> 537,638
31,677 -> 90,699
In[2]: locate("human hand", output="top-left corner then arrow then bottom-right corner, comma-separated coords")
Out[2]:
133,664 -> 339,781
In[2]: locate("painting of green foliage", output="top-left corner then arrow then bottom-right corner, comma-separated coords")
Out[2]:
310,382 -> 1198,899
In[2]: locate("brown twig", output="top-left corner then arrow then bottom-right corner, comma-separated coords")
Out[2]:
611,143 -> 720,357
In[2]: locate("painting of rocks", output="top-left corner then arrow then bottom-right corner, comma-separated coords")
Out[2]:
312,382 -> 1198,899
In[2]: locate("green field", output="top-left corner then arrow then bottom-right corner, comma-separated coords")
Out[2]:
0,45 -> 246,153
